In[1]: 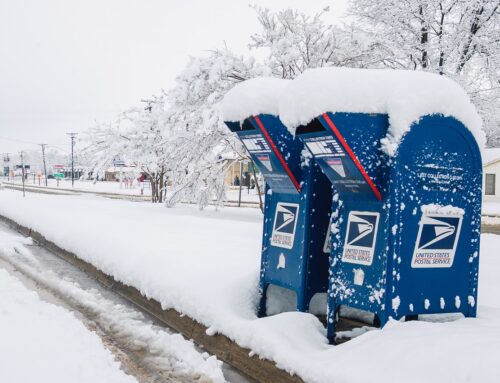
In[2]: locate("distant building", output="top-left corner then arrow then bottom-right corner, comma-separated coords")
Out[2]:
104,166 -> 137,182
51,164 -> 86,180
483,148 -> 500,202
223,154 -> 261,188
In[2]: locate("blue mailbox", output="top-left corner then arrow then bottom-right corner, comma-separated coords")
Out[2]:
225,113 -> 332,316
297,111 -> 482,342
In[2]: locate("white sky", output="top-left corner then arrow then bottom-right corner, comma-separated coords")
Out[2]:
0,0 -> 349,156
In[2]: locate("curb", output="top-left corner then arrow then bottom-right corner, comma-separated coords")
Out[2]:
0,213 -> 303,383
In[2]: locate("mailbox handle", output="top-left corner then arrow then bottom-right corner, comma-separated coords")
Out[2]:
321,113 -> 382,201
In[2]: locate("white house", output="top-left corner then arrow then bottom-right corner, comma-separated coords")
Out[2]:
482,148 -> 500,202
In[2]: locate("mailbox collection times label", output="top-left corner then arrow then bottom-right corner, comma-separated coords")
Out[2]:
271,203 -> 299,249
241,134 -> 271,154
411,213 -> 463,268
342,211 -> 380,266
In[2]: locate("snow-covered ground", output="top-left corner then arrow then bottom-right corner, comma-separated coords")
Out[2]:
0,233 -> 137,383
0,189 -> 499,383
482,202 -> 500,216
2,177 -> 262,203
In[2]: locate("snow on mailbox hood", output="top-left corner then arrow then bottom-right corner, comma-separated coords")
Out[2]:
220,77 -> 290,122
221,68 -> 485,157
280,67 -> 485,156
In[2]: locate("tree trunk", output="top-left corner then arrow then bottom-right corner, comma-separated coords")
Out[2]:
158,174 -> 164,203
419,6 -> 429,69
151,178 -> 158,203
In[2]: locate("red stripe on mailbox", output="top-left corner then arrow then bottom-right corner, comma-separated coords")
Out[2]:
253,116 -> 301,192
322,113 -> 382,201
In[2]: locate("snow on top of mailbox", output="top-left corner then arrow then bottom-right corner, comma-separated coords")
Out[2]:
278,67 -> 485,156
221,77 -> 290,122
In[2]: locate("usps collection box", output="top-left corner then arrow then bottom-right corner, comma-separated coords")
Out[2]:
225,113 -> 332,316
222,69 -> 483,342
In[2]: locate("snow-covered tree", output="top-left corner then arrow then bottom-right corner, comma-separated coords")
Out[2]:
163,7 -> 389,208
249,6 -> 391,78
84,3 -> 499,209
83,96 -> 172,202
164,48 -> 268,208
350,0 -> 500,144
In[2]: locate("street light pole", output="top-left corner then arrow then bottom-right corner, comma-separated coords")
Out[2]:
66,133 -> 78,187
40,144 -> 48,187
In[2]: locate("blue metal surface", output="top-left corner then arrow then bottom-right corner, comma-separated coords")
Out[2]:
297,113 -> 482,342
225,114 -> 332,315
384,115 -> 482,321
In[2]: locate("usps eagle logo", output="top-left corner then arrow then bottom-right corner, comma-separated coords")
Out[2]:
411,214 -> 463,268
271,203 -> 299,249
342,212 -> 380,266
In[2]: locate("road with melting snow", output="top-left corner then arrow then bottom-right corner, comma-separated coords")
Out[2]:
0,220 -> 252,383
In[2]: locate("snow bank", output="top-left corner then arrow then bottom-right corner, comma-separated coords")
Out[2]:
482,202 -> 500,216
0,234 -> 137,383
220,77 -> 289,122
221,68 -> 484,156
1,191 -> 499,383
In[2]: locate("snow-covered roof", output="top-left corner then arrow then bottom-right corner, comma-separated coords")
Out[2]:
483,148 -> 500,165
220,77 -> 289,122
221,68 -> 485,157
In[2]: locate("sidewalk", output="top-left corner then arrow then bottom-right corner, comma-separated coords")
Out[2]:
0,189 -> 499,383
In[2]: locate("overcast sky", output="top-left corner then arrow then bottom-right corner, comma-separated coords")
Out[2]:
0,0 -> 348,156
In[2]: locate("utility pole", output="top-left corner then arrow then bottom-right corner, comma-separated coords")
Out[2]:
20,151 -> 26,197
39,144 -> 48,187
67,133 -> 78,187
